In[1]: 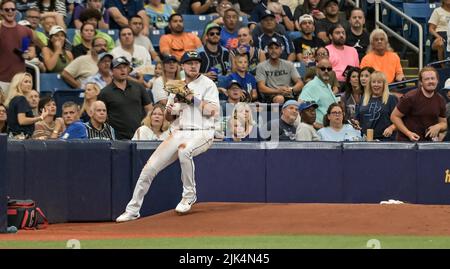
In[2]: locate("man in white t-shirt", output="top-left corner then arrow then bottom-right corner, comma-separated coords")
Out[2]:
116,50 -> 220,222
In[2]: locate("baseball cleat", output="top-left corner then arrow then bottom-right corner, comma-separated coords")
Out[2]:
175,196 -> 197,214
116,212 -> 140,222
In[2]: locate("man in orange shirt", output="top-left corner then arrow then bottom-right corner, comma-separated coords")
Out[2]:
360,29 -> 404,84
159,13 -> 203,61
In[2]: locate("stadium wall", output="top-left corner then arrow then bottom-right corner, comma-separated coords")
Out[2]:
1,140 -> 450,224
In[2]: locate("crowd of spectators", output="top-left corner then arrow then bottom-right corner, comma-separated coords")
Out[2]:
0,0 -> 449,142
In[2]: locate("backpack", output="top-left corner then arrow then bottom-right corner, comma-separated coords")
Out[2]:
7,199 -> 48,230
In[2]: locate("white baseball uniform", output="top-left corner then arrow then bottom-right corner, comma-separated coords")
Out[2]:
125,74 -> 219,215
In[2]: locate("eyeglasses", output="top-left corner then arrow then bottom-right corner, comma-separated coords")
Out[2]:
3,8 -> 16,12
330,111 -> 343,116
319,67 -> 332,72
316,52 -> 328,57
208,32 -> 220,36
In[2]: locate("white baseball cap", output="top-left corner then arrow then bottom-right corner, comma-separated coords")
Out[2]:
444,78 -> 450,90
49,25 -> 66,36
299,14 -> 314,24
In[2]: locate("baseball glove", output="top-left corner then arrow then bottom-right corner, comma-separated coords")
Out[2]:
240,90 -> 251,103
164,80 -> 194,104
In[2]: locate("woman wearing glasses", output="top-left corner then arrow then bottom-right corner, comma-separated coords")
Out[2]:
318,103 -> 361,141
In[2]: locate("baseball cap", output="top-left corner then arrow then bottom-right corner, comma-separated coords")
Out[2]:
298,101 -> 318,112
444,78 -> 450,90
261,9 -> 276,20
181,51 -> 202,64
282,100 -> 298,110
162,54 -> 178,64
98,52 -> 113,62
268,37 -> 282,47
204,22 -> 221,34
18,20 -> 32,27
49,25 -> 66,36
323,0 -> 339,8
299,14 -> 314,24
111,56 -> 131,69
227,79 -> 243,89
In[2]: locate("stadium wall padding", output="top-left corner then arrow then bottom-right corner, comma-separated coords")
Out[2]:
1,140 -> 450,224
0,135 -> 7,233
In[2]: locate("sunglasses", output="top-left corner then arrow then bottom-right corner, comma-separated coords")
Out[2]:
3,8 -> 16,12
319,67 -> 332,72
208,32 -> 220,36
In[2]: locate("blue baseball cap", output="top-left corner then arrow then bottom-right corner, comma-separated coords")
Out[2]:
227,79 -> 243,89
282,100 -> 299,110
298,101 -> 318,112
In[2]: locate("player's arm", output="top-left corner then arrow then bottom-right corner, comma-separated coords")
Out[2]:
184,94 -> 218,117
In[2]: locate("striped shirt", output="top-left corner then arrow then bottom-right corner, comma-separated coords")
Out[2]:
30,0 -> 67,17
84,121 -> 116,140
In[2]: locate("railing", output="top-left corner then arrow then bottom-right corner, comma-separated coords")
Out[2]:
375,0 -> 423,69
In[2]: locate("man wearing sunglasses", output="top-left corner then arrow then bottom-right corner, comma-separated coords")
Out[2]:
199,23 -> 230,82
0,0 -> 40,94
299,58 -> 338,128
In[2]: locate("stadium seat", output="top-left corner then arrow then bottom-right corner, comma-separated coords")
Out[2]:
294,62 -> 307,78
39,73 -> 74,94
52,89 -> 85,117
183,15 -> 214,33
288,31 -> 302,41
149,28 -> 165,48
66,28 -> 78,44
100,29 -> 119,41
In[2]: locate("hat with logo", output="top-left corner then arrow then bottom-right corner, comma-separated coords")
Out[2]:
180,51 -> 202,64
162,54 -> 178,64
268,37 -> 282,47
261,9 -> 276,20
111,56 -> 131,69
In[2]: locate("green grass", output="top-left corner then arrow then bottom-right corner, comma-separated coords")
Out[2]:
2,235 -> 450,249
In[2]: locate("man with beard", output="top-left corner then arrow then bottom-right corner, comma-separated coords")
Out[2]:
325,24 -> 359,83
299,58 -> 337,127
345,8 -> 369,62
61,37 -> 109,89
199,23 -> 230,81
98,56 -> 153,139
391,67 -> 447,142
256,38 -> 303,104
159,13 -> 202,61
315,0 -> 349,44
294,14 -> 325,65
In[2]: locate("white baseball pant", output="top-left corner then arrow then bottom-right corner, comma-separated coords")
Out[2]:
125,130 -> 214,215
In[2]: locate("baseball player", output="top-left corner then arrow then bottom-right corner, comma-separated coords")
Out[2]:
116,51 -> 220,222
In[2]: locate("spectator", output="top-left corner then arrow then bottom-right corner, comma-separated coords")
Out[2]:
147,61 -> 163,89
117,15 -> 160,62
80,82 -> 101,122
303,46 -> 340,93
59,101 -> 88,139
86,50 -> 113,89
71,23 -> 96,59
359,66 -> 375,90
294,14 -> 325,65
132,103 -> 169,140
105,0 -> 149,35
17,20 -> 46,72
250,0 -> 293,26
209,0 -> 234,26
73,0 -> 109,30
224,102 -> 256,141
293,0 -> 325,29
318,102 -> 361,141
441,78 -> 450,117
345,8 -> 369,62
5,72 -> 47,139
0,104 -> 7,134
428,0 -> 450,64
32,96 -> 64,139
25,89 -> 40,116
62,37 -> 109,89
326,24 -> 359,83
267,0 -> 294,31
235,0 -> 257,16
42,25 -> 74,73
24,7 -> 47,48
0,0 -> 37,93
296,100 -> 320,141
98,56 -> 153,140
253,9 -> 296,61
356,71 -> 397,141
199,23 -> 231,81
159,13 -> 203,61
315,0 -> 349,44
151,55 -> 181,105
360,29 -> 404,83
224,54 -> 258,102
229,26 -> 266,75
391,66 -> 447,142
256,38 -> 303,104
220,7 -> 240,50
224,79 -> 249,105
341,66 -> 361,121
299,58 -> 337,126
73,8 -> 115,51
190,0 -> 223,15
85,100 -> 115,140
267,99 -> 299,141
31,0 -> 67,28
145,0 -> 174,30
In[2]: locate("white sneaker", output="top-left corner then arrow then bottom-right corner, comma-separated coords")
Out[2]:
175,196 -> 197,214
116,212 -> 140,223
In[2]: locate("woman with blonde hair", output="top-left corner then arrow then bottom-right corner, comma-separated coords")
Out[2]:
356,71 -> 398,141
132,104 -> 170,141
151,55 -> 181,105
5,72 -> 48,138
225,102 -> 256,141
80,82 -> 101,122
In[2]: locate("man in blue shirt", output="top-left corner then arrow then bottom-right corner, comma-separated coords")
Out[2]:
60,101 -> 88,139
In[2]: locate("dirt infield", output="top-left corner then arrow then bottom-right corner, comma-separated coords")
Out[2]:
2,203 -> 450,241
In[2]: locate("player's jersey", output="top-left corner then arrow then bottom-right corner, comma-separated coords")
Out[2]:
170,74 -> 220,130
